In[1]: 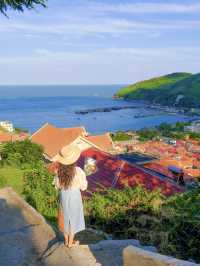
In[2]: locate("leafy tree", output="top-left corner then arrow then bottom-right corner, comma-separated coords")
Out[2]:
173,122 -> 186,132
158,122 -> 172,132
14,127 -> 29,133
0,0 -> 46,15
1,140 -> 43,167
189,132 -> 200,140
138,129 -> 160,142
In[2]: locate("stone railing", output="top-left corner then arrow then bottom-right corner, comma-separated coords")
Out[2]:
123,246 -> 199,266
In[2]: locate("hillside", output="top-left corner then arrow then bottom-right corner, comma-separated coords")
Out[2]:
115,72 -> 200,107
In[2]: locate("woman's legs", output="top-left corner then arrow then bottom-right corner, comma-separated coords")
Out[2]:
64,233 -> 69,246
68,232 -> 75,247
64,231 -> 79,247
67,232 -> 79,248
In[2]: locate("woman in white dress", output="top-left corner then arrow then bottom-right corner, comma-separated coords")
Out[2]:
53,144 -> 88,248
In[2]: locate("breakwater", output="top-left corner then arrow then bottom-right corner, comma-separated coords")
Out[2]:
75,106 -> 137,115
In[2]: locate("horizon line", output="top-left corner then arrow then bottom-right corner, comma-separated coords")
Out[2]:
0,83 -> 127,86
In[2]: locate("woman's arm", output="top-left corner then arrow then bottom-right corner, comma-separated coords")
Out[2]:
78,168 -> 88,191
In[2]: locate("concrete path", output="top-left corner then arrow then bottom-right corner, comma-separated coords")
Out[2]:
0,187 -> 56,265
0,187 -> 128,266
0,187 -> 157,266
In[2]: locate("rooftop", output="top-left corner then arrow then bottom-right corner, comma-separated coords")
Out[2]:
31,123 -> 87,158
76,148 -> 183,197
31,123 -> 114,158
0,132 -> 29,143
84,133 -> 114,152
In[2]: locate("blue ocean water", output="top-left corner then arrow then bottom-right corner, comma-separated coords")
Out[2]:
0,85 -> 188,134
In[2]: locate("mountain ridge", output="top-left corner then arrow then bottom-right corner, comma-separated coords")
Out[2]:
115,72 -> 200,107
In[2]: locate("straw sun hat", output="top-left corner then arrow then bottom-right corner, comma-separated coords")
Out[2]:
56,144 -> 81,165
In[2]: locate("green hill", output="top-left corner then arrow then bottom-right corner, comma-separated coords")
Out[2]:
115,72 -> 200,107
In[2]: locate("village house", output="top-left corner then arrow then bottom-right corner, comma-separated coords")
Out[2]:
77,148 -> 184,197
0,120 -> 14,132
0,132 -> 14,143
31,123 -> 193,196
30,123 -> 115,161
48,147 -> 184,197
0,132 -> 29,144
184,121 -> 200,133
132,140 -> 200,179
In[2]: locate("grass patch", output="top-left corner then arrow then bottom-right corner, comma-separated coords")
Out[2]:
0,166 -> 25,194
111,132 -> 132,141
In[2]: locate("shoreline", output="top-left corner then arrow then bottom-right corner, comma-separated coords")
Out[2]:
0,96 -> 194,134
75,99 -> 200,118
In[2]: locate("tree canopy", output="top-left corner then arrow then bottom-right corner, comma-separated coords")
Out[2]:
0,0 -> 46,15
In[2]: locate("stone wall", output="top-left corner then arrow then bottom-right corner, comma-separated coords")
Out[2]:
123,246 -> 199,266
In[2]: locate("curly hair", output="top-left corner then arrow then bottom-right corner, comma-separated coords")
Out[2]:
57,162 -> 76,189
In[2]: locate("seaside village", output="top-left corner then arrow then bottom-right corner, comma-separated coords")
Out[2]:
0,120 -> 200,265
1,120 -> 200,197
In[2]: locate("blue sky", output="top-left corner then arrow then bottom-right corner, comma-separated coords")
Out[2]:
0,0 -> 200,85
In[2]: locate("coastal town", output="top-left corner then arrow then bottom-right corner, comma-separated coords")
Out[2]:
1,1 -> 200,265
1,119 -> 200,265
0,120 -> 199,196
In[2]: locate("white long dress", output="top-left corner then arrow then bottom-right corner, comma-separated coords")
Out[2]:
54,167 -> 88,234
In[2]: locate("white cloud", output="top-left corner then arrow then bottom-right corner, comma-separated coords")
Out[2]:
1,17 -> 200,38
0,1 -> 199,85
0,1 -> 199,41
0,45 -> 199,85
35,49 -> 51,56
90,2 -> 200,14
1,45 -> 200,66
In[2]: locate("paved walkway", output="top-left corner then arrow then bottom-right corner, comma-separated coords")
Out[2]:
0,187 -> 157,266
1,187 -> 196,266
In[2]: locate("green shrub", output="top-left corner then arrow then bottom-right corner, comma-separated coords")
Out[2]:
189,132 -> 200,140
84,186 -> 164,238
23,162 -> 58,224
159,189 -> 200,261
1,140 -> 43,167
137,129 -> 160,142
85,186 -> 200,263
14,127 -> 29,133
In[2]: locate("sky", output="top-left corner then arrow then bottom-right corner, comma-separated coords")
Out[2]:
0,0 -> 200,85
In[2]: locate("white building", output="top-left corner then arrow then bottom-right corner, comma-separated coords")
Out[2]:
0,121 -> 14,132
184,121 -> 200,133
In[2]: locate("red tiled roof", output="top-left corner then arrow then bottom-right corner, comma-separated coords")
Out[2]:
144,162 -> 194,182
0,133 -> 13,142
62,127 -> 86,136
77,148 -> 183,197
144,162 -> 174,178
84,133 -> 113,152
0,132 -> 29,143
48,148 -> 183,197
31,123 -> 86,158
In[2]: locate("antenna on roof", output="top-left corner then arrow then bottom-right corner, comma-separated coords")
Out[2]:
112,161 -> 125,188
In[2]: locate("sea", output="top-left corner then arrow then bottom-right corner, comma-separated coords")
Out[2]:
0,85 -> 189,134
